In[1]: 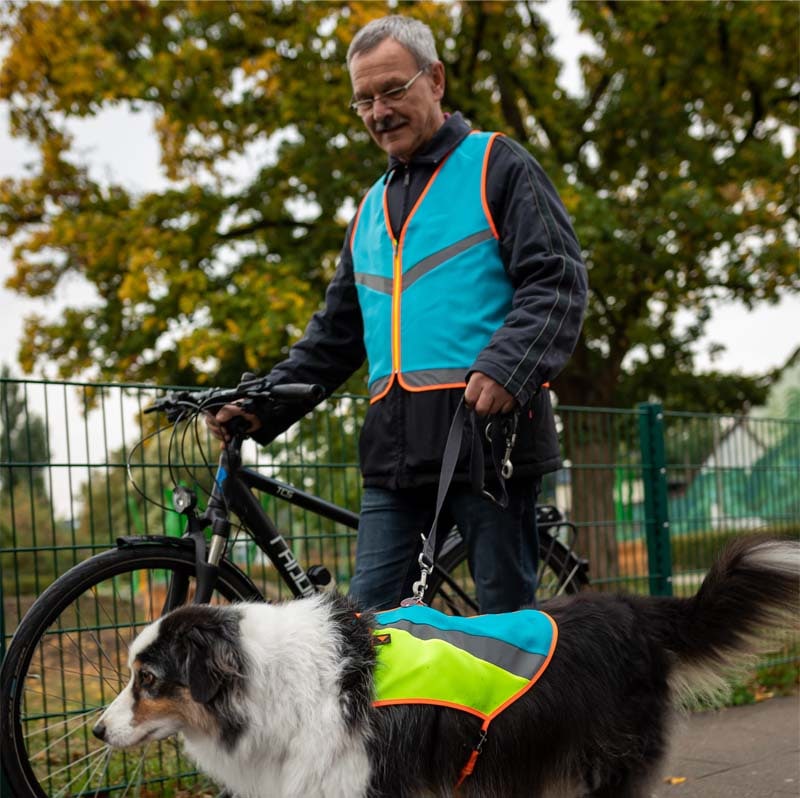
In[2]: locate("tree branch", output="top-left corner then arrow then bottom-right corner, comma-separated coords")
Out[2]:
217,218 -> 312,241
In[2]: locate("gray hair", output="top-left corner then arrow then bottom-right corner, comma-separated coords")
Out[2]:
346,15 -> 439,70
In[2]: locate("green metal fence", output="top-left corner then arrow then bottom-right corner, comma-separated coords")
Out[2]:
2,376 -> 798,651
1,376 -> 797,796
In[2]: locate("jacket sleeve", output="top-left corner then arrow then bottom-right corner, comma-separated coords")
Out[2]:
469,136 -> 588,407
251,223 -> 366,444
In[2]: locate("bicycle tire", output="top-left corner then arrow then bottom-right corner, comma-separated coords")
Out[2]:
426,527 -> 589,615
1,542 -> 263,798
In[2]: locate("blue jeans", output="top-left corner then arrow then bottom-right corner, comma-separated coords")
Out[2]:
348,479 -> 540,613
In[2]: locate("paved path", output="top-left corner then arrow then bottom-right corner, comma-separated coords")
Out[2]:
650,693 -> 800,797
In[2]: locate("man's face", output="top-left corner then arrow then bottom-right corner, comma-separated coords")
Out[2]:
349,38 -> 445,162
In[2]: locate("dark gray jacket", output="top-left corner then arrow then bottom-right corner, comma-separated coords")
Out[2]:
253,113 -> 588,489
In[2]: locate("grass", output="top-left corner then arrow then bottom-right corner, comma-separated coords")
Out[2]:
727,650 -> 800,707
683,642 -> 800,712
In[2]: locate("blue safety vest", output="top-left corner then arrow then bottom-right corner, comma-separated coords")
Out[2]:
350,131 -> 513,402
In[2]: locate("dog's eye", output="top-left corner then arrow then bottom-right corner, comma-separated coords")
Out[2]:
139,670 -> 156,689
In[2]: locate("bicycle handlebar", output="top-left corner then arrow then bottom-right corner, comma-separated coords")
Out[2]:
145,378 -> 325,422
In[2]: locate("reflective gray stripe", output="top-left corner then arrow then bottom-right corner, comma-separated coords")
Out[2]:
403,229 -> 495,291
354,272 -> 393,295
373,618 -> 547,681
368,375 -> 391,397
369,369 -> 467,396
402,369 -> 466,388
355,228 -> 494,294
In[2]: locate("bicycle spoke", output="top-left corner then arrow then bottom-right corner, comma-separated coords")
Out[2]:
117,749 -> 146,798
40,617 -> 121,683
25,662 -> 119,683
25,634 -> 125,716
44,744 -> 110,788
64,743 -> 112,798
25,707 -> 101,744
21,686 -> 103,713
32,641 -> 127,697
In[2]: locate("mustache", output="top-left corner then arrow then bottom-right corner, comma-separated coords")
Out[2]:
374,115 -> 409,133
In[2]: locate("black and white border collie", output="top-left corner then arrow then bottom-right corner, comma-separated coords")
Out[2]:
95,535 -> 798,798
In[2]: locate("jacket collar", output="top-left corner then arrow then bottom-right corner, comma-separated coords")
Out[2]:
385,112 -> 472,174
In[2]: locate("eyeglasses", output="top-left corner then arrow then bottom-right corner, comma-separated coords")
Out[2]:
350,68 -> 427,115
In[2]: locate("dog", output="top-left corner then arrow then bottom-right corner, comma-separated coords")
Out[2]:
94,535 -> 799,798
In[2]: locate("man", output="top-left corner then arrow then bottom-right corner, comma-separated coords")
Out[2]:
208,15 -> 587,613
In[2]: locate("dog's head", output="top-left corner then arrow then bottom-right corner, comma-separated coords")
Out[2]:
93,604 -> 246,749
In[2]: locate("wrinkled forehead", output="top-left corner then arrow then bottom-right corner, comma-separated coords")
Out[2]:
128,618 -> 163,668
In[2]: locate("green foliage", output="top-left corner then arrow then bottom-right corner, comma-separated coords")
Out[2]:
727,650 -> 799,706
0,368 -> 49,492
0,369 -> 58,596
0,483 -> 61,597
0,1 -> 797,411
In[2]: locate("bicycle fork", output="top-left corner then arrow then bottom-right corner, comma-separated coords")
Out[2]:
163,453 -> 234,608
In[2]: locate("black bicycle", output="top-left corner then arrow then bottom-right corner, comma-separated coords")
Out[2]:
0,379 -> 588,798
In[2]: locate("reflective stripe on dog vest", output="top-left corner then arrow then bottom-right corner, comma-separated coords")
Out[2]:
372,605 -> 558,787
350,131 -> 513,403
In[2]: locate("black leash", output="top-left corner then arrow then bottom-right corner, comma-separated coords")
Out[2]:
403,398 -> 518,606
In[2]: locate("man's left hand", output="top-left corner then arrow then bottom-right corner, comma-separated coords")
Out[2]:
464,372 -> 517,416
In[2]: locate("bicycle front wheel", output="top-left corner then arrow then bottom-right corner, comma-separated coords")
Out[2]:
1,542 -> 263,798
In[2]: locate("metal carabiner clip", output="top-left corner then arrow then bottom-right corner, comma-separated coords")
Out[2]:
500,414 -> 518,480
403,536 -> 432,606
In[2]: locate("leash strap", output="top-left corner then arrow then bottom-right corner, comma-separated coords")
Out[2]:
454,724 -> 489,790
406,399 -> 518,605
407,398 -> 470,603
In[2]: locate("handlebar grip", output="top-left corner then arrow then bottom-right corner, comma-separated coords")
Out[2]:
271,383 -> 325,403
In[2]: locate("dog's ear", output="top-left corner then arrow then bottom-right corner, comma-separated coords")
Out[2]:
180,623 -> 242,704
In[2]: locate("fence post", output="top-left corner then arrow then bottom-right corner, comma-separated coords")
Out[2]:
638,402 -> 673,596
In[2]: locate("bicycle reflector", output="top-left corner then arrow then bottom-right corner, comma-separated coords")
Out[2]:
172,486 -> 198,514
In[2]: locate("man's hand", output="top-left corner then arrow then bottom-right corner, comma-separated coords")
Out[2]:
204,404 -> 262,442
464,372 -> 517,416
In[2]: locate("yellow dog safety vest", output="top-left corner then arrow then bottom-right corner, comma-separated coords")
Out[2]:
372,604 -> 558,787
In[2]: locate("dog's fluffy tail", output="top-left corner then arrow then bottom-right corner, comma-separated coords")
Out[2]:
658,535 -> 799,704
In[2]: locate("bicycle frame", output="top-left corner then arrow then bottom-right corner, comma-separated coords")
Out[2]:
134,428 -> 586,614
166,438 -> 360,604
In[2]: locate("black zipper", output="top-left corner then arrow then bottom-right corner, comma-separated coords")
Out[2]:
400,164 -> 411,229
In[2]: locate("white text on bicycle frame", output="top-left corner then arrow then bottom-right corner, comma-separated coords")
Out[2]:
270,536 -> 316,596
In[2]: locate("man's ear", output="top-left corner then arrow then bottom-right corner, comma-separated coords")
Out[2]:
429,60 -> 446,101
181,624 -> 242,704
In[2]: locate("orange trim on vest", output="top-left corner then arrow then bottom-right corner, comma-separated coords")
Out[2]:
486,613 -> 558,722
378,148 -> 459,401
368,373 -> 395,404
349,193 -> 368,252
395,376 -> 467,394
481,132 -> 504,241
454,614 -> 558,790
364,131 -> 505,405
372,696 -> 487,721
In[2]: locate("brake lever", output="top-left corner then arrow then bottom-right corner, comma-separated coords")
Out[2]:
236,371 -> 270,393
